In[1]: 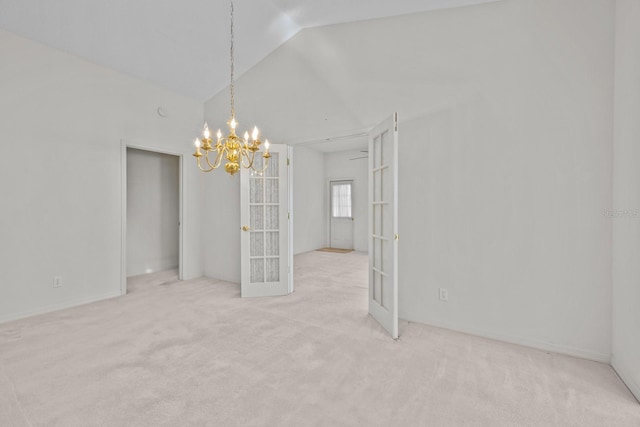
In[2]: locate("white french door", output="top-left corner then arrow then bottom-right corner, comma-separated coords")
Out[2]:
240,144 -> 291,298
368,113 -> 399,339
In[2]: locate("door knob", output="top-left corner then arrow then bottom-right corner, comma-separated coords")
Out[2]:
241,225 -> 251,232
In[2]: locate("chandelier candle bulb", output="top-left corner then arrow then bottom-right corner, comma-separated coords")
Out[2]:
193,138 -> 203,158
252,126 -> 259,141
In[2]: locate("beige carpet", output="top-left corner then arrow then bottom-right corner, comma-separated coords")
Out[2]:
0,251 -> 639,426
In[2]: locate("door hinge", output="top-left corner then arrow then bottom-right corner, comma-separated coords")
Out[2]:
395,234 -> 399,241
287,158 -> 290,166
394,112 -> 398,131
288,212 -> 290,220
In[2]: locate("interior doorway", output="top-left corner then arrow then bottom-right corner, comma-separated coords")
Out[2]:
121,144 -> 184,294
329,179 -> 354,250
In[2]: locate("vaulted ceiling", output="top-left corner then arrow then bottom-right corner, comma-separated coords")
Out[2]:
0,0 -> 500,101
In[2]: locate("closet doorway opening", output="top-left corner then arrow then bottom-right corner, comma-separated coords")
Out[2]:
121,145 -> 184,294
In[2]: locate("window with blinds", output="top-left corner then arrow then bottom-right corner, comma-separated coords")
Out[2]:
331,182 -> 352,218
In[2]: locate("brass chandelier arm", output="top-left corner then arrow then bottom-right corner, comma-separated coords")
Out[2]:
241,150 -> 272,174
241,150 -> 255,170
204,147 -> 225,170
196,156 -> 216,172
253,154 -> 270,173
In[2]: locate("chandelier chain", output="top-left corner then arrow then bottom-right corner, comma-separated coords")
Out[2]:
192,0 -> 270,176
229,0 -> 235,119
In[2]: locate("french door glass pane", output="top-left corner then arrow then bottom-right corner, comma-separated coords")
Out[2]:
266,231 -> 279,256
265,179 -> 278,203
250,206 -> 264,230
250,232 -> 264,257
266,153 -> 279,177
266,206 -> 279,230
250,258 -> 264,283
250,178 -> 264,203
266,258 -> 279,282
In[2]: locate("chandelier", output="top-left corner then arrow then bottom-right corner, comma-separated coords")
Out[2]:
192,0 -> 270,176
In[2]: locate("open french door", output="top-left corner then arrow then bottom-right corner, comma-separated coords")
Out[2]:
368,113 -> 399,338
240,144 -> 291,297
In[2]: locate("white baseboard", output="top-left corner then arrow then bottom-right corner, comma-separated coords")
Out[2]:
0,291 -> 123,324
612,356 -> 640,402
403,318 -> 611,363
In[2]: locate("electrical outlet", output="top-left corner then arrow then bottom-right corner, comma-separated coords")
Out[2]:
439,288 -> 448,302
53,276 -> 62,288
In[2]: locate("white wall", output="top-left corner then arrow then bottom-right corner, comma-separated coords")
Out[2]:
205,0 -> 614,360
612,0 -> 640,400
293,146 -> 325,255
397,0 -> 614,361
0,30 -> 204,322
126,149 -> 180,277
201,168 -> 241,283
396,0 -> 614,360
325,149 -> 368,252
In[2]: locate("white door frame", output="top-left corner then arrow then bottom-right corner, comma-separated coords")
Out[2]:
326,177 -> 356,248
120,140 -> 185,295
288,146 -> 294,294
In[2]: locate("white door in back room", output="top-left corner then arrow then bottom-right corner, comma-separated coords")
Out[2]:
330,180 -> 354,249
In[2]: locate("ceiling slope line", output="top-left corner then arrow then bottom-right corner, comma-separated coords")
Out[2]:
286,128 -> 371,147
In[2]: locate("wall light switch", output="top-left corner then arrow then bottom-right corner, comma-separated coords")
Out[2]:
53,276 -> 62,288
439,288 -> 448,302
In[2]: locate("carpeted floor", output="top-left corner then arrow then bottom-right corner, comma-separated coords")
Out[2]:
0,251 -> 639,426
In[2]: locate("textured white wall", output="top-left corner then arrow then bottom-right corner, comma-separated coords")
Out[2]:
126,149 -> 180,277
325,149 -> 368,252
0,30 -> 203,322
612,0 -> 640,400
293,147 -> 326,255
